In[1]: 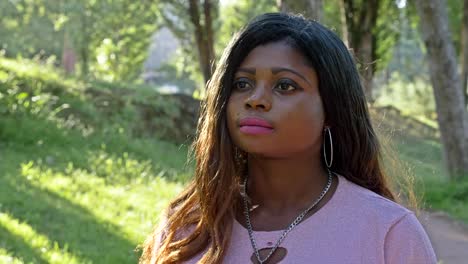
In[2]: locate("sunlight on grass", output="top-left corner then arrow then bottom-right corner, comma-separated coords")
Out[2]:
0,213 -> 84,264
0,248 -> 24,264
0,57 -> 81,92
20,158 -> 184,246
0,111 -> 189,262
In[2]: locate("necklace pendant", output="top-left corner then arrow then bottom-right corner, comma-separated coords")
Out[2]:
250,247 -> 288,264
249,204 -> 260,212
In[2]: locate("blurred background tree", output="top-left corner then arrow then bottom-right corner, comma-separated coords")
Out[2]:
0,0 -> 160,81
414,0 -> 468,178
155,0 -> 219,87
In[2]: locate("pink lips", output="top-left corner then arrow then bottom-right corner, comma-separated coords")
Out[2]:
239,117 -> 274,135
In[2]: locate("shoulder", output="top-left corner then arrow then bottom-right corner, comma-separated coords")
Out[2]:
383,212 -> 437,263
336,175 -> 412,227
335,175 -> 437,263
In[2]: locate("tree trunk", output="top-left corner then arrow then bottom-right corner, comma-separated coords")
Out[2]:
277,0 -> 323,21
59,0 -> 76,75
188,0 -> 215,84
340,0 -> 379,101
462,0 -> 468,107
80,10 -> 90,78
62,31 -> 76,75
203,0 -> 215,79
339,0 -> 350,47
415,0 -> 468,178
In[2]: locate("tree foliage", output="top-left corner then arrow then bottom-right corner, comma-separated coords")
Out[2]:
217,0 -> 277,50
0,0 -> 62,58
0,0 -> 159,82
278,0 -> 323,21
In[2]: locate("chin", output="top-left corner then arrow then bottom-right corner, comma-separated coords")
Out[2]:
239,143 -> 286,159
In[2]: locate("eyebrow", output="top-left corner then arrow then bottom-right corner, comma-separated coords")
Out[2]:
236,67 -> 311,85
237,68 -> 256,74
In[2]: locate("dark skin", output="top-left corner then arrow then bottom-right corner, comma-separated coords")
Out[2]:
227,41 -> 338,232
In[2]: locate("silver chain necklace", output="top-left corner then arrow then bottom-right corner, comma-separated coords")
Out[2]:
242,169 -> 333,264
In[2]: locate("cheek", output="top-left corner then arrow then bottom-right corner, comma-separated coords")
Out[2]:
304,98 -> 325,124
226,96 -> 240,136
283,94 -> 324,120
282,97 -> 325,142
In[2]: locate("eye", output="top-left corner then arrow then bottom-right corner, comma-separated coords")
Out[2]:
233,78 -> 253,91
275,79 -> 299,93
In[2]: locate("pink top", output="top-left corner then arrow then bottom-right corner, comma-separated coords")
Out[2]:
173,174 -> 437,263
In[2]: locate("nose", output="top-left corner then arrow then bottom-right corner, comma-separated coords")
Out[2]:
245,83 -> 272,111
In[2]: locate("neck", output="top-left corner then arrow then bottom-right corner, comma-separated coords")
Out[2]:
246,152 -> 328,215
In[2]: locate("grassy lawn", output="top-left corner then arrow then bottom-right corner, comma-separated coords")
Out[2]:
0,115 -> 187,263
0,58 -> 189,263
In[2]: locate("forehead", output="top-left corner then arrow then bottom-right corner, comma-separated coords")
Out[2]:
237,41 -> 312,71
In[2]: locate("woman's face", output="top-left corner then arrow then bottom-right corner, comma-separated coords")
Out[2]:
227,41 -> 325,158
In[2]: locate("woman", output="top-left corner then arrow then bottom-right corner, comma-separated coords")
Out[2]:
140,13 -> 437,264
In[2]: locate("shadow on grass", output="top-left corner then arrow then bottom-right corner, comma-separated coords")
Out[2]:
0,114 -> 190,184
0,225 -> 49,264
0,174 -> 139,263
0,105 -> 188,263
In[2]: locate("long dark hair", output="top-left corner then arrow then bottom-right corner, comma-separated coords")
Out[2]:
140,12 -> 396,264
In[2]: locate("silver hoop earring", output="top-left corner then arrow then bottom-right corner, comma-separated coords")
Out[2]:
323,127 -> 333,168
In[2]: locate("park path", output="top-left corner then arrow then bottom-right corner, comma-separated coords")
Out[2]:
419,211 -> 468,264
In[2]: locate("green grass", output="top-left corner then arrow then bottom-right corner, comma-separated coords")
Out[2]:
0,114 -> 188,263
418,177 -> 468,223
395,135 -> 468,223
395,136 -> 446,180
0,57 -> 190,263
